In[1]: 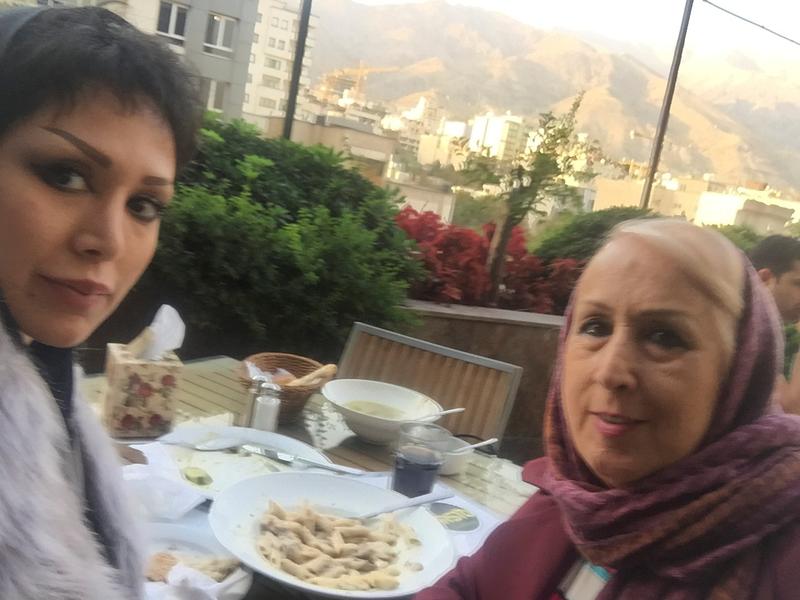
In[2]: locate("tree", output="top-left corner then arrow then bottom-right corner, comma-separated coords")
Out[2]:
451,191 -> 506,231
457,94 -> 600,303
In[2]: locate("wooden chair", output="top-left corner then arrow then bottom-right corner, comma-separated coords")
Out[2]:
337,322 -> 523,442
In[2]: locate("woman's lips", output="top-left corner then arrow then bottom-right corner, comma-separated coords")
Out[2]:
591,412 -> 645,437
39,275 -> 112,313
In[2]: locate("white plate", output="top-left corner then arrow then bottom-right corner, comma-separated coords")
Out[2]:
209,472 -> 457,599
148,521 -> 232,556
147,514 -> 253,599
159,425 -> 333,499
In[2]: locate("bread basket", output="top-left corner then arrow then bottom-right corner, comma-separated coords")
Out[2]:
239,353 -> 334,423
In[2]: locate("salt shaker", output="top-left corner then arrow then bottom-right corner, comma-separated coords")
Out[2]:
251,381 -> 281,432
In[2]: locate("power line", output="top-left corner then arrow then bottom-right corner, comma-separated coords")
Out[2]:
701,0 -> 800,48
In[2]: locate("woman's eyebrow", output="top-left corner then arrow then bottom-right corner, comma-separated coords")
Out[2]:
42,126 -> 111,168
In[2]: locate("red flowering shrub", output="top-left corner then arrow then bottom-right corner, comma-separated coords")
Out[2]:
396,207 -> 582,315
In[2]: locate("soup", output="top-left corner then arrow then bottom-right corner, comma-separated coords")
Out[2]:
346,400 -> 406,420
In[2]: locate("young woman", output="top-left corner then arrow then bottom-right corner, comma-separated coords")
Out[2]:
0,7 -> 201,599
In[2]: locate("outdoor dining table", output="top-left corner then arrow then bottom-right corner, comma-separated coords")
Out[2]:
81,355 -> 537,599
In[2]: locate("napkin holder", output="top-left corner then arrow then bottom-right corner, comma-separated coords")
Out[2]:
103,343 -> 183,438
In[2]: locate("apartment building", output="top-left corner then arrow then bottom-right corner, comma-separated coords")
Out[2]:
151,0 -> 258,118
14,0 -> 259,120
242,0 -> 317,129
469,112 -> 528,162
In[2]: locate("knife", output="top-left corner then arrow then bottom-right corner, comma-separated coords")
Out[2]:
240,443 -> 367,476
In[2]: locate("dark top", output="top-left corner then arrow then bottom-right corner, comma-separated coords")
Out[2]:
0,301 -> 74,430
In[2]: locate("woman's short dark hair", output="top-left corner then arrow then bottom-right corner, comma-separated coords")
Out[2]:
0,6 -> 203,170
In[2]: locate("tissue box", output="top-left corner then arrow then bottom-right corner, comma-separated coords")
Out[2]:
103,343 -> 183,438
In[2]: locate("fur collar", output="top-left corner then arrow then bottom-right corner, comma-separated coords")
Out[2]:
0,321 -> 143,599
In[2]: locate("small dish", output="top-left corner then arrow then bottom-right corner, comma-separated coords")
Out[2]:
440,437 -> 474,476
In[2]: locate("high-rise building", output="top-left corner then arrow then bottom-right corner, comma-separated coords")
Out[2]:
9,0 -> 259,121
150,0 -> 258,118
469,112 -> 528,162
242,0 -> 318,130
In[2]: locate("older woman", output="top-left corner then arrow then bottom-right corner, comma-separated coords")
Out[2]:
418,219 -> 800,599
0,6 -> 201,599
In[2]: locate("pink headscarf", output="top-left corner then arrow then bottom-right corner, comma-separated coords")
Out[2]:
536,263 -> 800,599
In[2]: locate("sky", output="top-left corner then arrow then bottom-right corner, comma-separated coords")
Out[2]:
353,0 -> 800,65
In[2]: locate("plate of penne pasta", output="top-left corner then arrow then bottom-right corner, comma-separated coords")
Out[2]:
209,472 -> 457,598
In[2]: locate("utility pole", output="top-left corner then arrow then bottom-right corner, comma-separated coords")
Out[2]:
640,0 -> 694,208
283,0 -> 313,140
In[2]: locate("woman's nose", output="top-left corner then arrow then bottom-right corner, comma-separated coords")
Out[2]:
70,194 -> 125,261
593,331 -> 637,392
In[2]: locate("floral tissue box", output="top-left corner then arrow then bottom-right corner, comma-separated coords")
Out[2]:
102,343 -> 182,438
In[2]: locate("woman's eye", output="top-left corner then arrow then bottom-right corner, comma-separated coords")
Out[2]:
127,196 -> 166,223
578,318 -> 611,338
646,328 -> 686,350
37,164 -> 89,192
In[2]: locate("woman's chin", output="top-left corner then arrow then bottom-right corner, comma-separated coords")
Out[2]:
586,453 -> 656,489
20,316 -> 96,348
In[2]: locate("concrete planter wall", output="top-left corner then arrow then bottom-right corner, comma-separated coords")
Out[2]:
405,300 -> 564,465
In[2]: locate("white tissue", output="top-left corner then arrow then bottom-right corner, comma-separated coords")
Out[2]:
123,444 -> 206,520
140,305 -> 186,361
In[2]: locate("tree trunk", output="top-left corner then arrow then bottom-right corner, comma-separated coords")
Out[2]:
486,211 -> 516,305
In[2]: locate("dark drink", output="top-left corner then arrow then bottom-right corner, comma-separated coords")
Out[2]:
391,444 -> 443,497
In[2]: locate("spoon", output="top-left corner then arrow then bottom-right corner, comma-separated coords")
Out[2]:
450,437 -> 498,454
357,489 -> 454,520
412,407 -> 465,421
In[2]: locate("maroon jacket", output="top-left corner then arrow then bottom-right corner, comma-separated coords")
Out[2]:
416,459 -> 800,600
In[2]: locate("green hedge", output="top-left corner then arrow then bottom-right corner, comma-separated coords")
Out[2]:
130,115 -> 419,361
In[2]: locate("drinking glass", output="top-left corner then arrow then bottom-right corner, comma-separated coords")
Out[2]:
391,423 -> 451,497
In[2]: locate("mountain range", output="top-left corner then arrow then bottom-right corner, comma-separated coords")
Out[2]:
310,0 -> 800,192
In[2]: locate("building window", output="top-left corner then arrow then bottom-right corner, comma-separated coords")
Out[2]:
268,37 -> 276,47
261,75 -> 281,89
280,19 -> 288,30
256,12 -> 262,22
259,97 -> 277,108
253,33 -> 259,43
244,93 -> 250,103
265,57 -> 281,70
279,99 -> 288,112
249,53 -> 255,63
277,39 -> 286,50
206,79 -> 227,111
247,73 -> 252,83
271,16 -> 279,26
156,1 -> 187,46
204,13 -> 236,57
